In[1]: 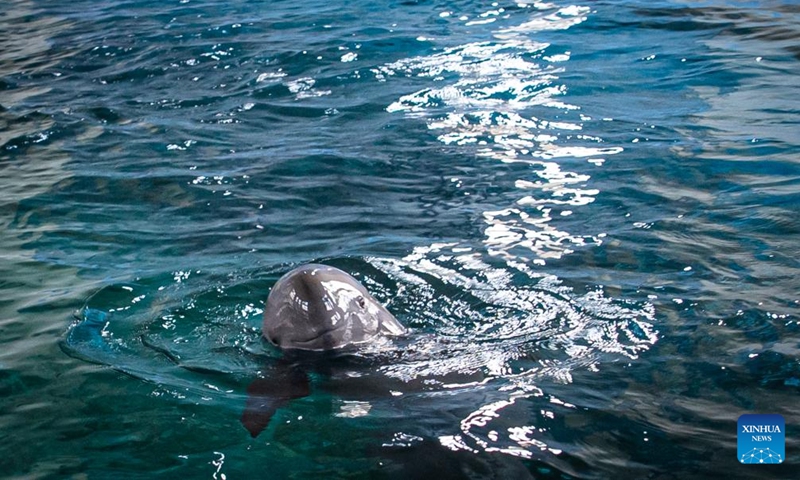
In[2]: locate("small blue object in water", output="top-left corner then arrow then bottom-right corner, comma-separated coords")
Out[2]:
65,308 -> 110,351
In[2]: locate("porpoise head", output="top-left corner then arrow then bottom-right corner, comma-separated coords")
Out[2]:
262,264 -> 406,351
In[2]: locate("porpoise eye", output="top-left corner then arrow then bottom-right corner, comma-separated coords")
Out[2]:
357,296 -> 366,309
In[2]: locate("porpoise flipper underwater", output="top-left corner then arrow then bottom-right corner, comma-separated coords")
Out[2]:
241,361 -> 311,438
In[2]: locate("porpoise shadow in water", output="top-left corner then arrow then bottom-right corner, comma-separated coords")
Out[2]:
241,263 -> 409,437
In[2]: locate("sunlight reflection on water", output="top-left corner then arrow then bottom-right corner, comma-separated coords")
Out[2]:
375,3 -> 657,459
367,241 -> 656,457
381,4 -> 621,263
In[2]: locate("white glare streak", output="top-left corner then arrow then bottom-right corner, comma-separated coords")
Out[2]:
375,3 -> 653,461
381,4 -> 619,263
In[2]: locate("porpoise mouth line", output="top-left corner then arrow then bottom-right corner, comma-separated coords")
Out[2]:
290,324 -> 346,348
280,326 -> 382,352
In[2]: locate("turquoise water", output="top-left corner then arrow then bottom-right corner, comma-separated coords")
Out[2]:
2,0 -> 799,477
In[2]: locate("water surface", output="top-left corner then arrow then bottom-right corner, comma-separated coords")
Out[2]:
1,0 -> 799,478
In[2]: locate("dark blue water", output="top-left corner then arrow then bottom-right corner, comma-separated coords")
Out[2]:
2,0 -> 799,478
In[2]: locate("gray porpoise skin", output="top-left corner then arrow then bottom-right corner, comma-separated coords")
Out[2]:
262,264 -> 406,351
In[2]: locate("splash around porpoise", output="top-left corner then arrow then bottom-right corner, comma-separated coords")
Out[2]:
59,263 -> 412,438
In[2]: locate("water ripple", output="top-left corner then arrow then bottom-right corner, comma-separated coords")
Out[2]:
62,247 -> 657,462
